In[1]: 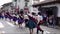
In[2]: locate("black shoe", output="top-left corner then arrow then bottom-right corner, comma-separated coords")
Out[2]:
37,30 -> 38,34
42,30 -> 44,34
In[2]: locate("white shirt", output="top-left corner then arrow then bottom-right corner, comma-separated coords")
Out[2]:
33,7 -> 39,15
24,15 -> 29,19
37,15 -> 43,23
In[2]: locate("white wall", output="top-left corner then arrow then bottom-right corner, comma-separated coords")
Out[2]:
57,4 -> 60,17
12,0 -> 25,9
28,0 -> 33,13
41,4 -> 60,17
18,0 -> 25,9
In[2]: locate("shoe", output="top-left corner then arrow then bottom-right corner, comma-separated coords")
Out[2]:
42,30 -> 44,34
37,30 -> 38,34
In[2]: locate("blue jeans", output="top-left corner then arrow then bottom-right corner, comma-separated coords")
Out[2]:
52,20 -> 56,28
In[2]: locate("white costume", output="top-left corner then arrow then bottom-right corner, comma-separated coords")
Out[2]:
24,15 -> 29,20
37,15 -> 43,23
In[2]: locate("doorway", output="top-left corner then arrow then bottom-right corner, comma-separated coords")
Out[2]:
39,6 -> 58,17
38,6 -> 58,25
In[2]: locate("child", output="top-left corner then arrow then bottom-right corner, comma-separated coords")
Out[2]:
13,14 -> 17,25
24,14 -> 29,27
4,13 -> 8,20
1,13 -> 4,19
9,14 -> 13,22
18,14 -> 24,28
0,13 -> 2,19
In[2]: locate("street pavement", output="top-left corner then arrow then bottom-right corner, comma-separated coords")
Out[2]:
0,19 -> 60,34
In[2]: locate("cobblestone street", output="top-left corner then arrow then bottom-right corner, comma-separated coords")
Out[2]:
0,19 -> 60,34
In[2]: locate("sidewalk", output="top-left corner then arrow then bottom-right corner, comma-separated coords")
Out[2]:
55,26 -> 60,29
43,24 -> 60,29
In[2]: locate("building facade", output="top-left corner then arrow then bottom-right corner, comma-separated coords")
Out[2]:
1,2 -> 12,13
12,0 -> 25,10
32,0 -> 60,26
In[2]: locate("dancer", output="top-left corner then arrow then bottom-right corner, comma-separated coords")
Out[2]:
27,13 -> 36,34
9,14 -> 13,22
13,14 -> 17,25
37,12 -> 44,34
4,12 -> 8,20
1,13 -> 4,19
18,14 -> 24,28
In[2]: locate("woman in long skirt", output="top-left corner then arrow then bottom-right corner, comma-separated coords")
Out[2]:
27,20 -> 36,34
26,13 -> 36,34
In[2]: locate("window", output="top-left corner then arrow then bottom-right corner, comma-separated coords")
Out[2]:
25,0 -> 29,2
33,0 -> 39,1
40,0 -> 45,2
18,0 -> 20,2
14,0 -> 17,2
25,2 -> 28,7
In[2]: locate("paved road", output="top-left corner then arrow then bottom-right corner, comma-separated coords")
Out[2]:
0,19 -> 60,34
